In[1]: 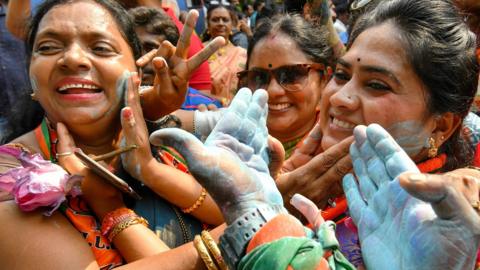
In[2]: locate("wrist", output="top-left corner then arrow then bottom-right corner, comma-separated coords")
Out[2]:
138,157 -> 162,186
219,204 -> 287,269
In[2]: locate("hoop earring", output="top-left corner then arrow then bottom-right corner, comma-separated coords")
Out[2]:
428,137 -> 438,158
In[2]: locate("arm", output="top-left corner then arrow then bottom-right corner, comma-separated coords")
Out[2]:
306,0 -> 346,58
121,73 -> 223,225
0,201 -> 99,270
6,0 -> 31,40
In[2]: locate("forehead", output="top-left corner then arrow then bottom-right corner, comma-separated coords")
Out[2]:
345,23 -> 410,74
37,1 -> 121,39
249,33 -> 310,68
210,7 -> 230,17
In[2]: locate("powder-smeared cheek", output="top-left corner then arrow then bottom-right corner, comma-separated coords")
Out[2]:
116,70 -> 131,105
386,120 -> 430,157
30,75 -> 39,93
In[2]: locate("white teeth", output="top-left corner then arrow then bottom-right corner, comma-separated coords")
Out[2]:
58,83 -> 99,91
332,118 -> 355,129
269,103 -> 291,110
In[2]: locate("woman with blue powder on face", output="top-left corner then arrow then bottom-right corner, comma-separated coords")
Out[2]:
0,0 -> 230,267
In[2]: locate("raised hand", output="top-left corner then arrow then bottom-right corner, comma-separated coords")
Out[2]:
137,10 -> 225,120
344,124 -> 480,270
56,122 -> 124,219
119,71 -> 155,181
276,131 -> 353,210
149,88 -> 286,224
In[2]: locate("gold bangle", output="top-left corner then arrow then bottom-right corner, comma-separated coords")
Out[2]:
194,235 -> 219,270
108,216 -> 149,242
201,231 -> 228,270
182,188 -> 207,214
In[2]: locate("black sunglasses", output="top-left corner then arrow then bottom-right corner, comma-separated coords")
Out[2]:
237,63 -> 326,92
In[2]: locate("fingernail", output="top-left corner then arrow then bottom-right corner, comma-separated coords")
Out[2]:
408,174 -> 426,182
122,108 -> 135,126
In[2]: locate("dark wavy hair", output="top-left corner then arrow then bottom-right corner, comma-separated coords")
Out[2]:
247,14 -> 333,68
25,0 -> 142,62
128,6 -> 180,45
350,0 -> 479,170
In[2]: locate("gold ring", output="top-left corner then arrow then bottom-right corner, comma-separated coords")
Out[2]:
56,151 -> 73,158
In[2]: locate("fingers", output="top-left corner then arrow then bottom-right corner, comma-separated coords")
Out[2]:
157,40 -> 176,60
351,144 -> 377,203
136,49 -> 157,68
353,126 -> 390,188
306,135 -> 353,175
295,121 -> 322,156
399,172 -> 479,219
149,128 -> 206,166
56,122 -> 76,154
238,89 -> 268,146
175,10 -> 198,59
187,36 -> 225,72
209,88 -> 252,136
124,72 -> 142,115
207,104 -> 219,111
56,122 -> 84,174
290,193 -> 324,228
366,124 -> 418,177
268,135 -> 285,179
197,104 -> 208,112
343,173 -> 365,224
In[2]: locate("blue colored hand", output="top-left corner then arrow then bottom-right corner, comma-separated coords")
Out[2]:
149,88 -> 285,224
344,124 -> 480,270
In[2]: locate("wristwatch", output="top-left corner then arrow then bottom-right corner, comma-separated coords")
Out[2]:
219,204 -> 287,269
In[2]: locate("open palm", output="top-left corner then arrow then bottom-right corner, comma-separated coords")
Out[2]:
344,124 -> 479,270
149,88 -> 285,224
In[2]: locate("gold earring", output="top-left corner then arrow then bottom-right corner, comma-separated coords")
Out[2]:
30,92 -> 37,101
428,137 -> 438,158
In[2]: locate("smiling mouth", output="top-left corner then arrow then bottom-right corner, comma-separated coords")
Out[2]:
269,103 -> 292,111
57,84 -> 102,94
331,117 -> 355,129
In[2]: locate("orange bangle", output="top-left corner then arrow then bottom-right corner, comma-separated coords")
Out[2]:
182,188 -> 207,214
101,208 -> 136,237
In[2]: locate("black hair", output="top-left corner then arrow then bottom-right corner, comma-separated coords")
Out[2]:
350,0 -> 479,170
26,0 -> 142,62
247,14 -> 333,68
202,4 -> 236,42
253,0 -> 264,11
128,6 -> 180,45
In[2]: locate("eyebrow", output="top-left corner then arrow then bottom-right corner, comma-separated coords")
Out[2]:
35,28 -> 120,44
337,58 -> 402,87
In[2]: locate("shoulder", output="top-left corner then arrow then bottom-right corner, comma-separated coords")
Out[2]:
10,130 -> 42,154
0,131 -> 42,173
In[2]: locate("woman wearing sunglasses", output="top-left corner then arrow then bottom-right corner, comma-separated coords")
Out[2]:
237,14 -> 333,160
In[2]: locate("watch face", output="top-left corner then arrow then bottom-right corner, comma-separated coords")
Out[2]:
74,149 -> 141,200
350,0 -> 374,10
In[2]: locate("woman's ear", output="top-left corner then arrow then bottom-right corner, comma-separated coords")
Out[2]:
431,112 -> 462,148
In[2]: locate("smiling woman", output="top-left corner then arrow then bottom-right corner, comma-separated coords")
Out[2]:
0,0 -> 226,268
28,1 -> 137,128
